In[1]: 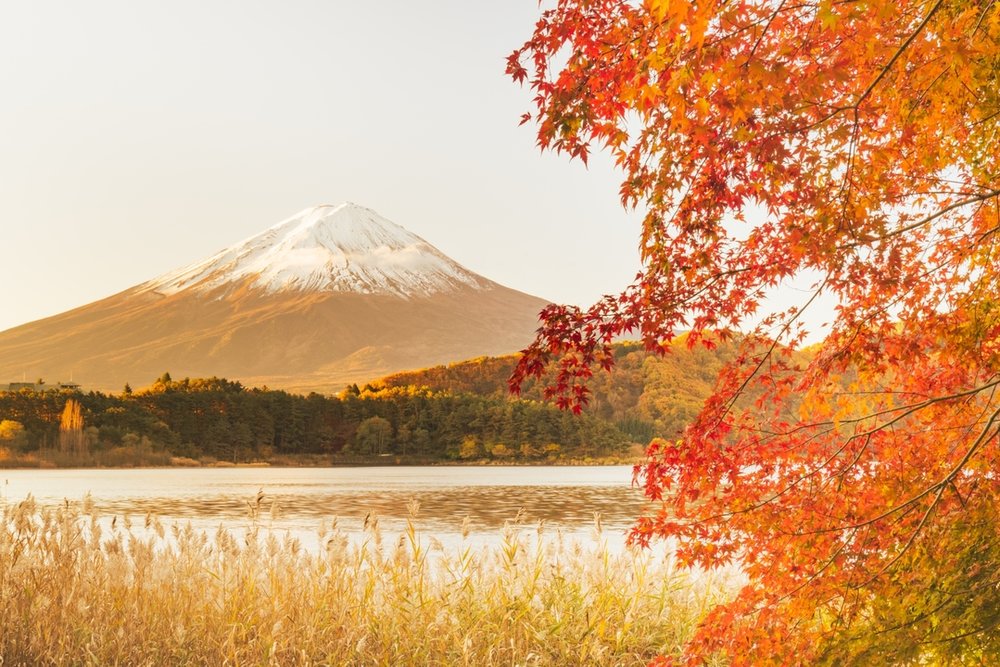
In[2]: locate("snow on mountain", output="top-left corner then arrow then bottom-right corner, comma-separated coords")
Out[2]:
0,201 -> 549,393
143,202 -> 487,298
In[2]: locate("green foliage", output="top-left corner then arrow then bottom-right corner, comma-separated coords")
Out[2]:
353,416 -> 392,455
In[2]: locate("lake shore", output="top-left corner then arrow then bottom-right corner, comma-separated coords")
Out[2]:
0,465 -> 650,548
0,450 -> 645,470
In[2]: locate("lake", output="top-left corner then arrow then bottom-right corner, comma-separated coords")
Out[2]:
0,465 -> 651,550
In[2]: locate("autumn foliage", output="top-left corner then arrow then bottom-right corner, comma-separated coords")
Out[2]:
509,0 -> 1000,663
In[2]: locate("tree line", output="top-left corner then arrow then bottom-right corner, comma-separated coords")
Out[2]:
381,338 -> 773,443
0,372 -> 635,465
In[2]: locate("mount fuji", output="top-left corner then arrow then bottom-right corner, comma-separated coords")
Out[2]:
0,203 -> 549,393
144,203 -> 491,298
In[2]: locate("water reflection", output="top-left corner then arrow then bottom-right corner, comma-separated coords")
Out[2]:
0,466 -> 651,548
92,485 -> 648,533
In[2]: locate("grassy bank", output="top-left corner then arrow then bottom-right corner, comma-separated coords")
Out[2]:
0,497 -> 735,666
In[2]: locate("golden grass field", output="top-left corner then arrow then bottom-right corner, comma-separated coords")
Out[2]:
0,496 -> 736,666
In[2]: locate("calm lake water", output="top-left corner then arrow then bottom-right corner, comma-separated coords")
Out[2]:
0,466 -> 651,549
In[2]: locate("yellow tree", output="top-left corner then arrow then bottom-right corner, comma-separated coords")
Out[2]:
59,398 -> 86,456
509,0 -> 1000,663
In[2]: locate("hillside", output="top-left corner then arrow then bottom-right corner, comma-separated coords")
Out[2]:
379,337 -> 743,442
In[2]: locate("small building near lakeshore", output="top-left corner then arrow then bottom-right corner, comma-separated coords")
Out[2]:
3,381 -> 82,393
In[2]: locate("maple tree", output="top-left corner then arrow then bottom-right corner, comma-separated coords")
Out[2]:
508,0 -> 1000,663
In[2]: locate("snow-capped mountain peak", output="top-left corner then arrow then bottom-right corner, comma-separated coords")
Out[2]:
143,203 -> 487,298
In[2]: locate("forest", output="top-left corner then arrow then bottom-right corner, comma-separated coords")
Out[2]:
0,356 -> 668,466
0,339 -> 751,467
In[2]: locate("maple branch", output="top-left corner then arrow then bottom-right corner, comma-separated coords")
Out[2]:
783,0 -> 945,135
842,189 -> 1000,250
744,0 -> 789,66
920,622 -> 1000,646
801,402 -> 1000,542
905,67 -> 949,123
869,596 -> 953,636
839,389 -> 987,444
711,278 -> 828,428
835,431 -> 873,481
837,403 -> 1000,596
701,377 -> 999,524
835,109 -> 863,229
699,1 -> 820,52
871,481 -> 948,577
765,377 -> 1000,437
715,425 -> 856,518
928,404 -> 1000,495
769,530 -> 856,605
973,108 -> 1000,127
822,248 -> 966,369
852,0 -> 944,109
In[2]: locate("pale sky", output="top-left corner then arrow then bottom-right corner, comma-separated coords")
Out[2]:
0,0 -> 645,333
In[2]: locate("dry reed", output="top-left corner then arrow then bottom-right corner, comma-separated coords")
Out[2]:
0,495 -> 735,666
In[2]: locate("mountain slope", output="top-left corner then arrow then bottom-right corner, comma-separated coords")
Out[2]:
0,203 -> 548,393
